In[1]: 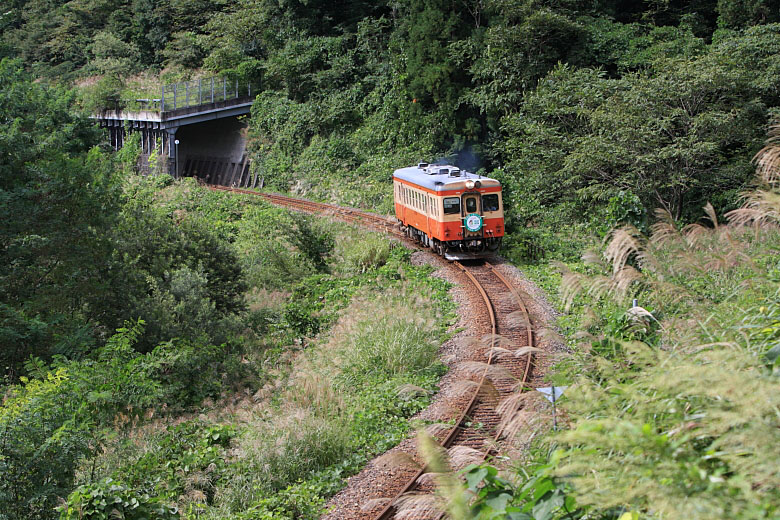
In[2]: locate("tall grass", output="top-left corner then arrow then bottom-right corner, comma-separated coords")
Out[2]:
331,228 -> 393,275
346,295 -> 440,377
548,124 -> 780,519
214,407 -> 352,511
201,284 -> 446,518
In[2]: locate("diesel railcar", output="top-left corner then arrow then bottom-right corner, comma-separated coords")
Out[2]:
393,163 -> 504,260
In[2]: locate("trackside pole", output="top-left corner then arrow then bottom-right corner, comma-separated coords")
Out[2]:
537,385 -> 567,431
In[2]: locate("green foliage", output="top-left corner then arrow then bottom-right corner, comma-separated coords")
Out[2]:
495,22 -> 780,248
0,367 -> 90,520
463,463 -> 582,520
457,2 -> 586,119
146,340 -> 229,407
717,0 -> 780,29
0,59 -> 117,375
111,419 -> 235,508
235,204 -> 331,290
344,298 -> 441,377
109,177 -> 248,349
0,323 -> 159,520
333,229 -> 392,274
59,478 -> 179,520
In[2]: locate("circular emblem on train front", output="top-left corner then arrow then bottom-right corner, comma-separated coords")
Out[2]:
465,213 -> 483,232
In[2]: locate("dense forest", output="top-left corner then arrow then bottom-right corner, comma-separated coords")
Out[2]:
2,1 -> 779,519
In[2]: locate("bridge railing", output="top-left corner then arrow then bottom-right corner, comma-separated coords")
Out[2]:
158,77 -> 255,112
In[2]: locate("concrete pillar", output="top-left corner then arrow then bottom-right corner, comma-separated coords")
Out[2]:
166,127 -> 179,178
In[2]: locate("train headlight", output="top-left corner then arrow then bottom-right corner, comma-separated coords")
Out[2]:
465,180 -> 475,189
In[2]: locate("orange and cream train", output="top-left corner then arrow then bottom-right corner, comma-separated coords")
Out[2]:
393,163 -> 504,260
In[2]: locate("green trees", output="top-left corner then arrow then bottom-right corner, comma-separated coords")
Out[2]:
0,59 -> 249,371
0,323 -> 162,520
496,24 -> 780,237
0,58 -> 117,375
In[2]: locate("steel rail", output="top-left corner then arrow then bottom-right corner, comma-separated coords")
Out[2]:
487,262 -> 534,391
371,261 -> 499,520
373,262 -> 535,520
206,185 -> 405,238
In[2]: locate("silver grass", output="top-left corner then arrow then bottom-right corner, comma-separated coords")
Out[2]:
394,494 -> 441,520
480,333 -> 514,348
650,208 -> 681,245
604,225 -> 642,274
397,384 -> 433,398
505,310 -> 530,328
448,446 -> 485,470
360,498 -> 391,512
456,361 -> 514,382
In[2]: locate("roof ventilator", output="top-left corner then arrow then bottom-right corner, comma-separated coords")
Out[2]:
449,168 -> 461,177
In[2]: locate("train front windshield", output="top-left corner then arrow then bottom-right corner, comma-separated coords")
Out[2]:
443,197 -> 460,214
483,194 -> 499,212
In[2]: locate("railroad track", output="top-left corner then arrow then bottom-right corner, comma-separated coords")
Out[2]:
206,184 -> 536,519
207,185 -> 404,238
369,261 -> 534,520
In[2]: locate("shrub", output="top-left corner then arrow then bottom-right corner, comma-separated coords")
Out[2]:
347,306 -> 439,376
59,478 -> 179,520
0,324 -> 160,520
333,231 -> 392,274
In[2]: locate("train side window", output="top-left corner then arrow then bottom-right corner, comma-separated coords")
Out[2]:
443,197 -> 460,215
483,194 -> 499,212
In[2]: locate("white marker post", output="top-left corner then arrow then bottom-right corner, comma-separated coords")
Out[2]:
537,385 -> 567,431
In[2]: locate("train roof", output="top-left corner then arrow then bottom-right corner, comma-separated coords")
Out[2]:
392,163 -> 501,192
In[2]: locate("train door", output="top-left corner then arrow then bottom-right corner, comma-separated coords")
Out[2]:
462,193 -> 483,238
426,194 -> 433,238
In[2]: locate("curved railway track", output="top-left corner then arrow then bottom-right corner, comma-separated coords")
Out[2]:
206,184 -> 536,519
370,261 -> 534,520
207,185 -> 404,237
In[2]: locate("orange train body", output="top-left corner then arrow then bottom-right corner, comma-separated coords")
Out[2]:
392,163 -> 504,260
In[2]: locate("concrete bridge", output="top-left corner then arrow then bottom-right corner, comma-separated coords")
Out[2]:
95,76 -> 260,187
